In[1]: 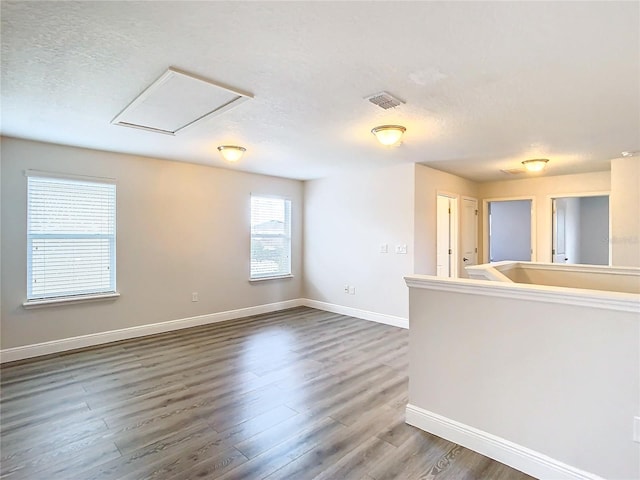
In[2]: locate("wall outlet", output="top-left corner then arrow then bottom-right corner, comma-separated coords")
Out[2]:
344,285 -> 349,294
395,244 -> 408,254
191,292 -> 199,302
348,286 -> 356,295
634,416 -> 640,443
379,243 -> 388,254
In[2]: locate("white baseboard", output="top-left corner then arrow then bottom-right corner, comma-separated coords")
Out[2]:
1,299 -> 406,363
301,298 -> 408,329
405,404 -> 604,480
0,299 -> 304,363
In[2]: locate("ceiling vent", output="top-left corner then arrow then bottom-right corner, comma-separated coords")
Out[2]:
112,67 -> 253,135
365,91 -> 405,110
500,168 -> 526,175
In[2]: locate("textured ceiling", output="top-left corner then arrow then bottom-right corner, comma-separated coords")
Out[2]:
1,1 -> 639,181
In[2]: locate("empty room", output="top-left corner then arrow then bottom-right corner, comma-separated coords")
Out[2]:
1,2 -> 639,480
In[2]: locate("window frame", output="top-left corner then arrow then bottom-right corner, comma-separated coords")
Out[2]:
24,171 -> 118,306
249,194 -> 292,281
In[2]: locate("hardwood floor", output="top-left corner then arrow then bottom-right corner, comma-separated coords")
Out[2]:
0,307 -> 535,479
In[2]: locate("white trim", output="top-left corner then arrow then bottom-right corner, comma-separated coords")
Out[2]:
0,299 -> 304,363
466,261 -> 640,281
405,404 -> 605,480
547,191 -> 610,200
301,298 -> 408,329
25,169 -> 117,184
404,274 -> 640,313
23,292 -> 120,309
249,274 -> 294,282
504,261 -> 636,276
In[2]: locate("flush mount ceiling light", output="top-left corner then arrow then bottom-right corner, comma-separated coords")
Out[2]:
621,151 -> 639,157
217,145 -> 246,162
522,158 -> 549,172
371,125 -> 406,146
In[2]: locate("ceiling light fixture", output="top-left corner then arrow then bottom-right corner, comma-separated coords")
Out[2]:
217,145 -> 246,162
621,151 -> 638,157
522,158 -> 549,172
371,125 -> 406,146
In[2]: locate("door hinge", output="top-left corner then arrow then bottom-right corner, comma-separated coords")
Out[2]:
552,249 -> 555,254
475,209 -> 478,215
448,249 -> 452,254
475,248 -> 478,253
448,208 -> 451,214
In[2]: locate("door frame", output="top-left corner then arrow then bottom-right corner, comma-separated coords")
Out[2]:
547,191 -> 611,265
436,191 -> 459,278
482,196 -> 537,264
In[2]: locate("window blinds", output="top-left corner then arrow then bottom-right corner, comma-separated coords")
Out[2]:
27,175 -> 116,300
250,196 -> 291,279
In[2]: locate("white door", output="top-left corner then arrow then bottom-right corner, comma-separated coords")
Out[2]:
461,197 -> 478,273
552,198 -> 568,263
436,195 -> 457,277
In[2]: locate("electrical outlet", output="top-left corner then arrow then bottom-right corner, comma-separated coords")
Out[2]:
634,416 -> 640,443
344,285 -> 349,294
395,244 -> 408,254
191,292 -> 199,302
348,286 -> 356,295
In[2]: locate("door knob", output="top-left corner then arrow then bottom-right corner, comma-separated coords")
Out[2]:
463,257 -> 469,262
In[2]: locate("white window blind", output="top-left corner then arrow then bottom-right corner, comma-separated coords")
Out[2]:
27,175 -> 116,300
250,195 -> 291,279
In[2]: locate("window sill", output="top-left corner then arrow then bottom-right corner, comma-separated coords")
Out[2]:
23,292 -> 120,309
249,274 -> 294,283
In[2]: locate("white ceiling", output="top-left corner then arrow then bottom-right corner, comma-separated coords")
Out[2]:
1,1 -> 638,182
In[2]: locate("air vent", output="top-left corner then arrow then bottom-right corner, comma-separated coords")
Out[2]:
112,67 -> 253,135
365,91 -> 405,110
500,168 -> 526,175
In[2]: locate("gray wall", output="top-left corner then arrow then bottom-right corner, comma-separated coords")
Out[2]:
489,200 -> 531,261
1,137 -> 303,350
611,157 -> 640,267
579,195 -> 609,265
303,163 -> 415,320
414,165 -> 479,277
407,281 -> 640,479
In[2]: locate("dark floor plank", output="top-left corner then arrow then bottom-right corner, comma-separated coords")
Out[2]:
0,307 -> 536,480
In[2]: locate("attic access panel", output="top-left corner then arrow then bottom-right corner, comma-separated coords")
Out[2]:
112,67 -> 253,135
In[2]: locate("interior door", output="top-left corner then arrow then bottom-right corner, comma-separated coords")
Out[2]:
552,198 -> 568,263
436,195 -> 451,277
461,197 -> 478,273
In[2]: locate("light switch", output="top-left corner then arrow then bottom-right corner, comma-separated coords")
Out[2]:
379,244 -> 388,253
395,244 -> 408,254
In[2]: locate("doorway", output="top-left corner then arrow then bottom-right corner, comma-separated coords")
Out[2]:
487,199 -> 533,262
436,194 -> 457,277
552,195 -> 609,265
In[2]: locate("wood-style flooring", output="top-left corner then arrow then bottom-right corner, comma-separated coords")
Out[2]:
0,307 -> 535,479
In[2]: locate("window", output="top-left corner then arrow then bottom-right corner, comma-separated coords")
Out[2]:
27,174 -> 116,301
250,195 -> 291,279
